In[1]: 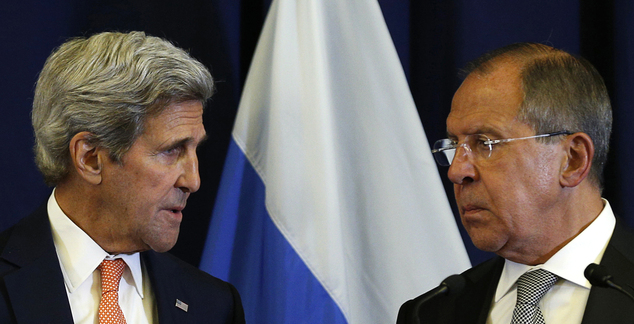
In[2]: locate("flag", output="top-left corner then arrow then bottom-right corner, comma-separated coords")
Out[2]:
199,0 -> 471,323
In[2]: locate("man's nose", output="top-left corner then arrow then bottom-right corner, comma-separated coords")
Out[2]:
177,151 -> 201,193
447,145 -> 478,185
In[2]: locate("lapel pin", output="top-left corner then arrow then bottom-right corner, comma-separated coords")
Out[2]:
175,299 -> 189,312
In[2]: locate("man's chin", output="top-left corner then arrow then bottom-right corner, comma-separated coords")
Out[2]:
147,233 -> 179,253
150,243 -> 177,253
468,231 -> 506,253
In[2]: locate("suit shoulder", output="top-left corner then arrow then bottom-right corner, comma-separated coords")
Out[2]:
142,251 -> 242,302
143,251 -> 245,323
0,203 -> 52,274
608,220 -> 634,263
399,257 -> 503,324
0,226 -> 14,255
461,256 -> 504,282
0,225 -> 17,276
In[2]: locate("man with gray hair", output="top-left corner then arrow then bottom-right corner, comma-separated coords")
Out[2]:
0,31 -> 245,323
398,43 -> 634,323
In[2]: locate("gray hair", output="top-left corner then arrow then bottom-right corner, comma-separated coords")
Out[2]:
32,31 -> 214,185
463,43 -> 612,188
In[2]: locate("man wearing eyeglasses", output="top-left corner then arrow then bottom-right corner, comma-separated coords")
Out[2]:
398,43 -> 634,324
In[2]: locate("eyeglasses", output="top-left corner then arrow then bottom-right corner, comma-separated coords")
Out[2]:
431,131 -> 572,166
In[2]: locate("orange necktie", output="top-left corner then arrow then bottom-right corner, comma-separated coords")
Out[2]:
98,259 -> 127,324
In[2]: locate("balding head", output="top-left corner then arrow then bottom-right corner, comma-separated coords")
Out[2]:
463,43 -> 612,188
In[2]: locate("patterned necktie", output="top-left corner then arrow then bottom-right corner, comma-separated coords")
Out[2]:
98,259 -> 127,324
510,269 -> 559,324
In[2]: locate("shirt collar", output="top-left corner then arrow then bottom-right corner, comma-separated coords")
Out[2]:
48,189 -> 145,298
494,199 -> 616,302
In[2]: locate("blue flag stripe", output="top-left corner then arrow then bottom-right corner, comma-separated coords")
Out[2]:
201,139 -> 348,323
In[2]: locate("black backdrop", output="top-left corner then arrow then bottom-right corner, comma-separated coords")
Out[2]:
1,0 -> 631,267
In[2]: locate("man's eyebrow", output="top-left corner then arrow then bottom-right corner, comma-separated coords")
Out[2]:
161,139 -> 189,152
197,134 -> 209,148
447,126 -> 504,138
161,134 -> 208,151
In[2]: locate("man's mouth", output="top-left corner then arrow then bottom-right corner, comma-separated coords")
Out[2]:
461,204 -> 486,217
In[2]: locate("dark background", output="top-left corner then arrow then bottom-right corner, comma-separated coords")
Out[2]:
1,0 -> 631,267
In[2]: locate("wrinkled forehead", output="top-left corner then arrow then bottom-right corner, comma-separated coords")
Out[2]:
447,64 -> 525,137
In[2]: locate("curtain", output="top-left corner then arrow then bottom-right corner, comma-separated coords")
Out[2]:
1,0 -> 631,267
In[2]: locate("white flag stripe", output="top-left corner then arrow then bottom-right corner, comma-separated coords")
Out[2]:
232,0 -> 471,322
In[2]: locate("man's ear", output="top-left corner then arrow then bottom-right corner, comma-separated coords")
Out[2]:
560,132 -> 594,187
69,132 -> 104,185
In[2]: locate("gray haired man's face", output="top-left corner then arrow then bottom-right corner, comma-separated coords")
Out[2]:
98,100 -> 206,254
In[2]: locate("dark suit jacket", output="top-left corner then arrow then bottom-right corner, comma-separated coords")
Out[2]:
397,222 -> 634,324
0,203 -> 246,323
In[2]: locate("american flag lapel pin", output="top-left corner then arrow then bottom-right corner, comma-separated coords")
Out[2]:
175,299 -> 189,312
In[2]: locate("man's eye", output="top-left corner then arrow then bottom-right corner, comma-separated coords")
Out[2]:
164,147 -> 182,156
475,137 -> 492,149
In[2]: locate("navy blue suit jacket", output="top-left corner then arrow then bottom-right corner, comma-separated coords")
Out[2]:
397,222 -> 634,324
0,203 -> 245,323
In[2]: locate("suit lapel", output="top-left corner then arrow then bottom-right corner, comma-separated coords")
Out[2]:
1,204 -> 74,323
582,223 -> 634,324
410,256 -> 503,324
143,251 -> 190,323
458,257 -> 504,324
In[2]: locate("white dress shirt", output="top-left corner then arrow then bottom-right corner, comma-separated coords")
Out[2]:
487,199 -> 616,324
48,190 -> 157,324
